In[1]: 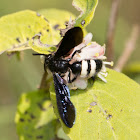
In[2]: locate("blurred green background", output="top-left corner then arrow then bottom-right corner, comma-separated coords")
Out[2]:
0,0 -> 139,139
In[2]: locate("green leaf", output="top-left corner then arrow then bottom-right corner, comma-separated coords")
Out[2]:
50,69 -> 140,139
123,62 -> 140,84
73,0 -> 98,28
57,127 -> 70,140
15,90 -> 57,140
38,9 -> 76,45
29,9 -> 77,55
123,61 -> 140,74
0,10 -> 53,54
0,9 -> 77,55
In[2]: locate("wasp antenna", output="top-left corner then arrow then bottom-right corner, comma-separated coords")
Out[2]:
32,53 -> 45,56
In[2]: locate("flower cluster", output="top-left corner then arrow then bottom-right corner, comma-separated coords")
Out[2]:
65,32 -> 113,89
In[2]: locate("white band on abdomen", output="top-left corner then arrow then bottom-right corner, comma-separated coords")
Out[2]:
81,60 -> 88,77
89,60 -> 96,77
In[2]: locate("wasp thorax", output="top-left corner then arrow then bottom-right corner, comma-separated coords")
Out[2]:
47,57 -> 69,73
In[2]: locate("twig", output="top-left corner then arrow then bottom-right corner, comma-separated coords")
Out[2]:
39,70 -> 53,91
114,24 -> 140,72
106,0 -> 121,62
39,71 -> 48,90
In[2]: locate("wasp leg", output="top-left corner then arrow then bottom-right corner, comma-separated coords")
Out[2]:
32,53 -> 44,55
71,42 -> 89,59
91,76 -> 96,82
71,50 -> 81,59
68,69 -> 77,83
67,50 -> 81,62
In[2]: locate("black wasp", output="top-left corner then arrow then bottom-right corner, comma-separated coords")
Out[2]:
34,27 -> 104,128
44,27 -> 83,128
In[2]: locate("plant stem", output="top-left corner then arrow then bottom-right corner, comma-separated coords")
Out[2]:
106,0 -> 121,62
39,70 -> 53,92
114,24 -> 140,72
39,71 -> 48,90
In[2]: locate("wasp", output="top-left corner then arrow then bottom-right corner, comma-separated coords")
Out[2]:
33,27 -> 113,128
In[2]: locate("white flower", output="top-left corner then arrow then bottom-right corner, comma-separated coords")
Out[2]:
64,33 -> 113,89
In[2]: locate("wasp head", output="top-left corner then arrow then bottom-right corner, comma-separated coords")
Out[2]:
44,54 -> 53,70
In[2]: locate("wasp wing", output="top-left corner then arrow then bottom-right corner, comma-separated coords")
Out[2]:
54,27 -> 83,58
53,73 -> 76,128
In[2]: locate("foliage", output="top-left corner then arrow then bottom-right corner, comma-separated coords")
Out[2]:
73,0 -> 98,28
15,90 -> 57,140
0,9 -> 76,55
0,0 -> 140,139
0,10 -> 52,54
123,61 -> 140,74
50,68 -> 140,139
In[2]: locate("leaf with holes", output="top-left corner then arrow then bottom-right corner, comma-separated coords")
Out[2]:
38,9 -> 76,45
29,9 -> 77,55
50,69 -> 140,139
0,10 -> 55,54
15,90 -> 57,140
0,9 -> 79,55
73,0 -> 98,28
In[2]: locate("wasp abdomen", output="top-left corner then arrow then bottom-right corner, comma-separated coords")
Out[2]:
70,61 -> 82,75
70,59 -> 103,78
94,59 -> 103,72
